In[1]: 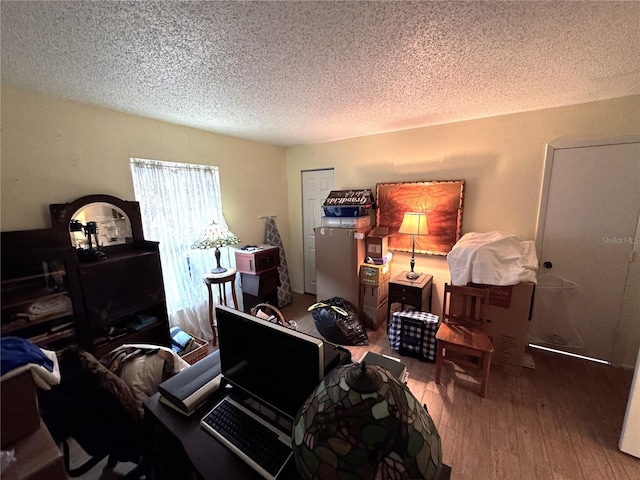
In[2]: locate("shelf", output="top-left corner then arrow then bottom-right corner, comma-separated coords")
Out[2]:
1,310 -> 74,335
28,328 -> 77,347
77,249 -> 157,268
1,290 -> 71,311
2,212 -> 171,356
1,269 -> 66,286
93,322 -> 167,359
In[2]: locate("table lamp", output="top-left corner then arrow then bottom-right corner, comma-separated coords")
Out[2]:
398,212 -> 428,280
293,362 -> 442,479
191,220 -> 241,273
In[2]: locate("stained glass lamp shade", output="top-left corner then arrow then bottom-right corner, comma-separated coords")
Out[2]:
190,221 -> 240,273
293,362 -> 442,480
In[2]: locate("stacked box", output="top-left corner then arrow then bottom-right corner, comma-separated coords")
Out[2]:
321,189 -> 375,229
473,282 -> 535,375
359,269 -> 390,330
323,206 -> 370,217
365,227 -> 391,260
360,262 -> 391,286
1,370 -> 40,449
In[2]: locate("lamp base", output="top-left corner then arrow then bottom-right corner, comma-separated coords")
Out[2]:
210,246 -> 228,274
405,271 -> 421,280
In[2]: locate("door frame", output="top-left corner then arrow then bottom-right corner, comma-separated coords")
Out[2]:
301,168 -> 335,295
534,135 -> 640,365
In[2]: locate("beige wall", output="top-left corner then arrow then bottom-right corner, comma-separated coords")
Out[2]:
285,95 -> 640,317
2,87 -> 639,365
1,86 -> 289,253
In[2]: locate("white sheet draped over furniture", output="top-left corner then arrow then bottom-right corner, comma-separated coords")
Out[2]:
446,231 -> 538,286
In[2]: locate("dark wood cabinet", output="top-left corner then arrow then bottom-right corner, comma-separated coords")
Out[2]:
0,194 -> 172,357
387,272 -> 433,327
49,194 -> 171,356
240,270 -> 279,313
75,243 -> 171,358
78,250 -> 163,327
1,229 -> 85,353
235,245 -> 279,274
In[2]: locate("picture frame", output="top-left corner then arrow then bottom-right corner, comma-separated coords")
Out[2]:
375,180 -> 465,256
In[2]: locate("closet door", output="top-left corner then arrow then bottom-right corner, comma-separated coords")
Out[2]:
302,169 -> 334,295
534,137 -> 639,365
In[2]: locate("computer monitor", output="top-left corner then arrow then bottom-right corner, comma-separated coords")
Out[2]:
215,305 -> 324,419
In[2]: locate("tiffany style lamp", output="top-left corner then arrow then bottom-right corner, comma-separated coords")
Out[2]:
293,362 -> 442,479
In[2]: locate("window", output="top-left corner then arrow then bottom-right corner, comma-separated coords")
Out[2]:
130,158 -> 231,339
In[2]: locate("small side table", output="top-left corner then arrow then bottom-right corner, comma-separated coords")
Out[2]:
387,272 -> 433,327
204,269 -> 238,345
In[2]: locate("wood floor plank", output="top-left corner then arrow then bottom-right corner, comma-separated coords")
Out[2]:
515,420 -> 554,480
490,446 -> 522,480
574,445 -> 619,480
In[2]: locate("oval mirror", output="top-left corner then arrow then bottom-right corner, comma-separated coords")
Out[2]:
70,202 -> 133,247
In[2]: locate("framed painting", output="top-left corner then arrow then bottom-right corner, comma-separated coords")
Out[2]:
376,180 -> 465,256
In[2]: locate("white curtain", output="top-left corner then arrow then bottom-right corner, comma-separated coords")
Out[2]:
130,158 -> 231,340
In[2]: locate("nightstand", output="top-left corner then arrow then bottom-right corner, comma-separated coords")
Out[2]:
387,272 -> 433,326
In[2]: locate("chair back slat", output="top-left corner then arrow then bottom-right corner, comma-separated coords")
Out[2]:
442,283 -> 489,328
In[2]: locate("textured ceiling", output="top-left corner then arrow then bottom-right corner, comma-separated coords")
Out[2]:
2,1 -> 639,147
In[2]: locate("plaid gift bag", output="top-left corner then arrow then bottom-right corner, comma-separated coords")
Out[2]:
389,310 -> 439,362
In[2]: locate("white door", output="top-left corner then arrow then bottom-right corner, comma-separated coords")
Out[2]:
302,169 -> 334,294
534,138 -> 640,363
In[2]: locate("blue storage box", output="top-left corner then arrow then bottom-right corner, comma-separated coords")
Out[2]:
322,189 -> 375,218
322,206 -> 370,217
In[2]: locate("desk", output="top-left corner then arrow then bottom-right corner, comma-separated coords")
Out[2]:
387,272 -> 433,326
143,390 -> 300,480
143,390 -> 451,480
204,269 -> 238,345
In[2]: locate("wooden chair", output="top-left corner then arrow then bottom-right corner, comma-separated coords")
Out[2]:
435,283 -> 494,397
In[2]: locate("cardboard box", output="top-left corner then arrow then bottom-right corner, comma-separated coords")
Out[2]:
361,281 -> 389,308
1,370 -> 41,449
315,227 -> 368,308
360,262 -> 391,286
365,227 -> 391,259
2,423 -> 67,480
362,299 -> 388,330
470,282 -> 536,375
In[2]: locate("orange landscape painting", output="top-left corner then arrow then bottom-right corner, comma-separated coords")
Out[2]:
376,180 -> 465,256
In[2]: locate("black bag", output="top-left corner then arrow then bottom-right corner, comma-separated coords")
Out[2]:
308,297 -> 368,346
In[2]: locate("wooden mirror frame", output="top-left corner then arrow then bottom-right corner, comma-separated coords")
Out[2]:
49,194 -> 145,246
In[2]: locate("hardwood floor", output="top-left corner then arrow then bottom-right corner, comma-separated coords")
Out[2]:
74,292 -> 638,479
281,293 -> 640,480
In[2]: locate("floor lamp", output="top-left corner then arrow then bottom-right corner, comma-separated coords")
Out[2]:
398,212 -> 429,280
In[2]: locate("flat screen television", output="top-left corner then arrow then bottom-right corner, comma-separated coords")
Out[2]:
215,305 -> 325,419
